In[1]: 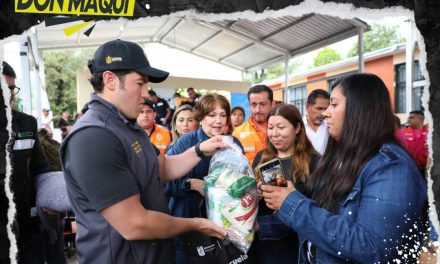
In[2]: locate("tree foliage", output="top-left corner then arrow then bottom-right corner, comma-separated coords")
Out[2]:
248,61 -> 300,84
347,23 -> 405,57
313,47 -> 342,67
43,49 -> 94,117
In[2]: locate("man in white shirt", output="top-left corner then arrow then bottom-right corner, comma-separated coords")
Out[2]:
303,89 -> 330,155
41,108 -> 54,137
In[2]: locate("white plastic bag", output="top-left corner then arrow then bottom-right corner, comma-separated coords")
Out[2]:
204,136 -> 258,253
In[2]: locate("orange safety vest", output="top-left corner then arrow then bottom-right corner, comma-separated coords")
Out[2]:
149,124 -> 171,155
232,117 -> 266,165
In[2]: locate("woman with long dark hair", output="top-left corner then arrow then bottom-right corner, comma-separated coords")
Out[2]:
261,73 -> 427,263
252,103 -> 319,263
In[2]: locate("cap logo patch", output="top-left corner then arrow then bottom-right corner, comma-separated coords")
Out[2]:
105,56 -> 123,64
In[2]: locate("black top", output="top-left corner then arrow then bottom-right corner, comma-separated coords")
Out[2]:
154,97 -> 170,124
58,117 -> 70,132
61,94 -> 173,264
64,127 -> 140,211
0,110 -> 51,263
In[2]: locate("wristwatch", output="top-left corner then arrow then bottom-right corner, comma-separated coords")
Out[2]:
195,142 -> 206,158
184,178 -> 191,191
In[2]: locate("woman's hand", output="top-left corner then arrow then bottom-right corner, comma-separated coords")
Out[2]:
261,181 -> 296,210
191,179 -> 205,197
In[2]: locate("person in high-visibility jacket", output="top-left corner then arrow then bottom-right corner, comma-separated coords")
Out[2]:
233,85 -> 274,164
137,99 -> 171,155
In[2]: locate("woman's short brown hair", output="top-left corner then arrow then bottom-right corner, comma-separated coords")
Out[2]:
193,93 -> 231,125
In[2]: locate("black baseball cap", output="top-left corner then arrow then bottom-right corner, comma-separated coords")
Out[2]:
88,39 -> 169,83
142,99 -> 156,112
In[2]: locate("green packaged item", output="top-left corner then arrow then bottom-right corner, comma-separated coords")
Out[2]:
227,176 -> 256,198
205,167 -> 223,186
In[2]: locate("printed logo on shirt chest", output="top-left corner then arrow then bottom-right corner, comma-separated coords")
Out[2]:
157,102 -> 163,107
155,133 -> 163,141
17,131 -> 33,138
131,141 -> 142,154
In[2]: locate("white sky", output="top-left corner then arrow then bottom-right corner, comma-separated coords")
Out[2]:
144,42 -> 244,81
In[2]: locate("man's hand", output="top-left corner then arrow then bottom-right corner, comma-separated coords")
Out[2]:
261,181 -> 296,210
199,135 -> 227,156
193,218 -> 227,240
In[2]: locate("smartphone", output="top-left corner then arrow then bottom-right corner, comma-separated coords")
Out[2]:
258,158 -> 287,187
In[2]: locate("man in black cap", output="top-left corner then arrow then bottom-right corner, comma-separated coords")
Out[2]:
60,39 -> 226,263
1,62 -> 63,264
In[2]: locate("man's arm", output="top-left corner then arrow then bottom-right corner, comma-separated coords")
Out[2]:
159,135 -> 226,181
63,128 -> 226,240
101,194 -> 226,240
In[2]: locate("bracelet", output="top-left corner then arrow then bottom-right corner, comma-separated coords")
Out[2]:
195,142 -> 205,158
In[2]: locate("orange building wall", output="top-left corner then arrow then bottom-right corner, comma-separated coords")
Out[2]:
265,52 -> 403,111
269,83 -> 283,89
364,55 -> 395,110
273,90 -> 284,101
306,73 -> 327,95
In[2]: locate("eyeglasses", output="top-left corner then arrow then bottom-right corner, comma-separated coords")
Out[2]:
8,85 -> 20,96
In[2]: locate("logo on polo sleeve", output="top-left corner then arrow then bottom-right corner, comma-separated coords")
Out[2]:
131,141 -> 142,154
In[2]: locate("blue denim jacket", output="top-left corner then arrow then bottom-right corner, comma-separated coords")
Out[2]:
260,143 -> 427,264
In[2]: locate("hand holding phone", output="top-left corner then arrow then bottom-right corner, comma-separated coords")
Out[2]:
258,158 -> 287,187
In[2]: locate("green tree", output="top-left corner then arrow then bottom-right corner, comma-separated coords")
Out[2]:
312,47 -> 342,67
347,23 -> 405,57
247,61 -> 300,84
43,49 -> 94,118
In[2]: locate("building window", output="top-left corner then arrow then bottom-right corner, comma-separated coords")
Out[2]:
327,71 -> 356,91
412,85 -> 423,111
327,78 -> 339,91
288,85 -> 306,116
395,61 -> 425,113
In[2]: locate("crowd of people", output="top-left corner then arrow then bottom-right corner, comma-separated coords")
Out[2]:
0,39 -> 434,264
